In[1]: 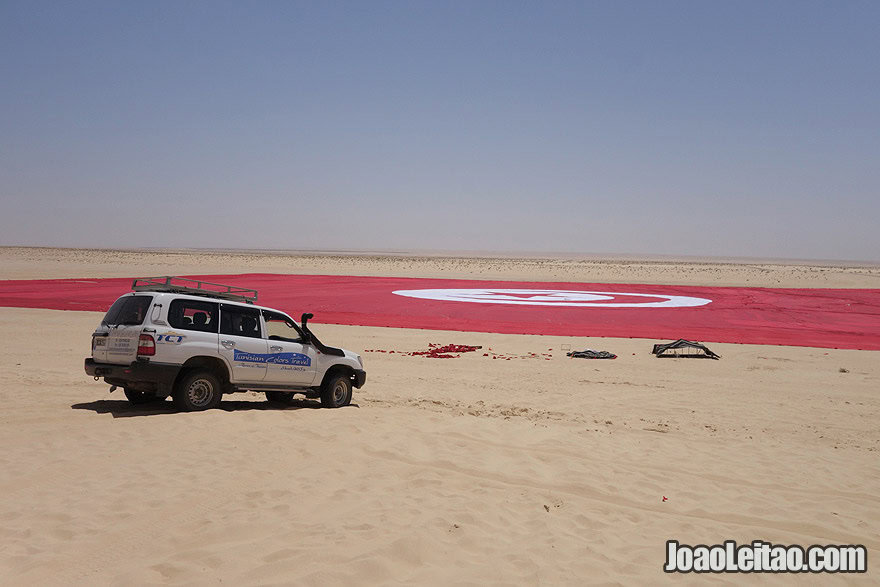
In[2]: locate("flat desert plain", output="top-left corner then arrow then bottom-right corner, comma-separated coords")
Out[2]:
0,247 -> 878,585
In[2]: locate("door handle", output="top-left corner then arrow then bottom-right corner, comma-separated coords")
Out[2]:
270,345 -> 283,352
221,340 -> 235,349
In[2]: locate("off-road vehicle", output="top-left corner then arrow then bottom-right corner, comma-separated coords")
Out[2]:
84,276 -> 366,411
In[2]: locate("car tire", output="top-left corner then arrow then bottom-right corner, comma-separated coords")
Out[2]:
172,370 -> 223,412
123,388 -> 159,405
320,374 -> 352,408
266,391 -> 295,405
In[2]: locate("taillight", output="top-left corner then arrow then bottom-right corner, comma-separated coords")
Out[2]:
137,334 -> 156,356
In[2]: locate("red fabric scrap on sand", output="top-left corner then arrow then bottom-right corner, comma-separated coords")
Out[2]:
411,343 -> 482,358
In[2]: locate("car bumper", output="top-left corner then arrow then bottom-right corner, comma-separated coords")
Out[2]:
353,369 -> 366,388
85,358 -> 182,395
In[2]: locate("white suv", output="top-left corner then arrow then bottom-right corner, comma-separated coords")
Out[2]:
84,277 -> 366,411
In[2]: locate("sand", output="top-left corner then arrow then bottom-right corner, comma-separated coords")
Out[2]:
0,248 -> 877,584
3,246 -> 880,287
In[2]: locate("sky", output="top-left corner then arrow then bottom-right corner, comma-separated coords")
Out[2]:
1,1 -> 878,261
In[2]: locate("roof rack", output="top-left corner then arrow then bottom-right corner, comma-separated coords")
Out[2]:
131,276 -> 258,304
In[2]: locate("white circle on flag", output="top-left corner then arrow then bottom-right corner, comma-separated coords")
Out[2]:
391,288 -> 711,308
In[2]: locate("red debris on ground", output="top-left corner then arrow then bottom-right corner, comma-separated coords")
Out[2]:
365,343 -> 483,359
411,343 -> 482,358
364,344 -> 555,360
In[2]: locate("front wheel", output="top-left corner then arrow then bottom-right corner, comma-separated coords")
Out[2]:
320,374 -> 352,408
124,388 -> 159,405
172,371 -> 223,412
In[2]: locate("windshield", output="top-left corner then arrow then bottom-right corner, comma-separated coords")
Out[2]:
101,295 -> 153,326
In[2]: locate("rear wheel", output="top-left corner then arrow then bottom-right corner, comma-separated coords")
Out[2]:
265,391 -> 295,405
173,371 -> 223,412
320,374 -> 352,408
123,388 -> 159,405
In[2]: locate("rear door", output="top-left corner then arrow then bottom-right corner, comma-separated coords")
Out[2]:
218,304 -> 268,383
95,294 -> 153,364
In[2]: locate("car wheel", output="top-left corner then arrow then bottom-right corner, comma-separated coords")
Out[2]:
173,371 -> 223,412
320,374 -> 352,408
123,388 -> 159,405
266,391 -> 295,405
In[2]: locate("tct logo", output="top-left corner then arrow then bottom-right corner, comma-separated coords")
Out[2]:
391,289 -> 711,308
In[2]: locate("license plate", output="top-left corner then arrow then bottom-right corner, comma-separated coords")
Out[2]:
94,337 -> 106,346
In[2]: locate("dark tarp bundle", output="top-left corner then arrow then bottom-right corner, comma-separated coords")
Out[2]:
567,349 -> 617,359
652,339 -> 720,359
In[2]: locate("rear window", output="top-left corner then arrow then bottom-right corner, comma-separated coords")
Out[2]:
102,295 -> 153,326
168,299 -> 219,333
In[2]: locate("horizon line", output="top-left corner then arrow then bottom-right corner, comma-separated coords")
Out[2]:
2,244 -> 878,267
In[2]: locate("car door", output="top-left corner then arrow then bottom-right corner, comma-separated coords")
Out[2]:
95,294 -> 154,364
261,310 -> 318,386
218,304 -> 268,383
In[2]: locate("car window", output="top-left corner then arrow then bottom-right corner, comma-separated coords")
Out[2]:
220,304 -> 262,338
263,311 -> 304,342
168,299 -> 219,333
102,295 -> 153,326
